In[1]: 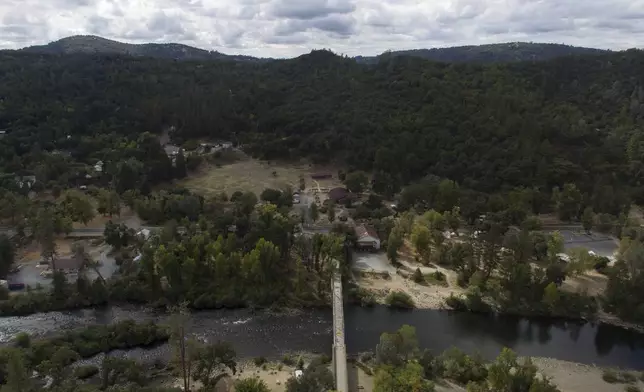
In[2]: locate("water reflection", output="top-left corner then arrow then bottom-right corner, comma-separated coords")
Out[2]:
2,305 -> 644,369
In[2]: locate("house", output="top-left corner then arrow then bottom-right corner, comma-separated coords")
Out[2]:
311,173 -> 332,180
14,175 -> 36,189
164,144 -> 181,157
355,225 -> 381,250
327,187 -> 350,203
137,229 -> 151,240
94,161 -> 104,173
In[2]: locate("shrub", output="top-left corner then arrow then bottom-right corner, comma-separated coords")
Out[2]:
253,356 -> 267,367
435,347 -> 487,384
385,291 -> 415,309
594,257 -> 610,272
297,356 -> 305,370
621,372 -> 637,383
13,332 -> 31,348
425,271 -> 448,287
74,365 -> 99,379
445,294 -> 468,311
412,268 -> 424,283
603,369 -> 619,383
282,354 -> 295,366
625,386 -> 641,392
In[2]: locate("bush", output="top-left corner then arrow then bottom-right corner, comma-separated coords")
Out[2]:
412,268 -> 424,283
13,332 -> 31,348
620,371 -> 637,383
594,257 -> 610,272
603,369 -> 619,383
445,294 -> 468,311
282,354 -> 295,366
425,271 -> 448,287
625,386 -> 641,392
349,287 -> 376,307
74,365 -> 99,379
385,291 -> 415,309
434,347 -> 487,384
253,356 -> 267,367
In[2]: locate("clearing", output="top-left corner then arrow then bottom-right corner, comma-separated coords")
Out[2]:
179,155 -> 342,197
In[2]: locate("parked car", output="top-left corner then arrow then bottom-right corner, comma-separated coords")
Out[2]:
8,282 -> 25,291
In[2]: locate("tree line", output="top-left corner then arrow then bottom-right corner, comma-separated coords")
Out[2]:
1,50 -> 644,212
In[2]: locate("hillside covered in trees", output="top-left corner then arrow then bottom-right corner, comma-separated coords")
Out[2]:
355,42 -> 609,64
1,49 -> 643,212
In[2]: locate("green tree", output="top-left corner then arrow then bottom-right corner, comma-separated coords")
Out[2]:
581,207 -> 594,233
546,231 -> 564,262
0,234 -> 15,279
376,325 -> 419,366
1,349 -> 32,392
411,224 -> 432,264
310,202 -> 319,222
175,150 -> 187,178
169,303 -> 197,392
193,341 -> 237,391
542,282 -> 560,311
387,230 -> 403,264
327,203 -> 336,222
61,190 -> 95,225
552,184 -> 582,221
374,362 -> 434,392
236,378 -> 270,392
344,171 -> 369,193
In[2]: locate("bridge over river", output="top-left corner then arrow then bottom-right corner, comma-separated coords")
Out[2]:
331,268 -> 348,392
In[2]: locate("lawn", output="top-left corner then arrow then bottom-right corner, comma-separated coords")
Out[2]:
179,156 -> 342,197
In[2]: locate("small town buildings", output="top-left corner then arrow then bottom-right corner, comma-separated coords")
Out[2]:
355,225 -> 381,250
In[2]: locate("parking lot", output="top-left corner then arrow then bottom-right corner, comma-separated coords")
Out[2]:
550,229 -> 618,258
352,251 -> 395,273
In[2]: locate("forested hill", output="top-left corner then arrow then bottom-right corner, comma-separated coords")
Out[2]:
1,49 -> 644,211
19,35 -> 261,62
355,42 -> 610,64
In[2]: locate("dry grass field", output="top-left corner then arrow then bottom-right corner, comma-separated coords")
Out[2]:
180,156 -> 343,197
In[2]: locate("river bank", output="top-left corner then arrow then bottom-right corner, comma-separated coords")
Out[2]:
533,357 -> 644,392
353,265 -> 644,334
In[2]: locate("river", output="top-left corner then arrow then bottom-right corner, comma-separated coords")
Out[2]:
1,306 -> 643,369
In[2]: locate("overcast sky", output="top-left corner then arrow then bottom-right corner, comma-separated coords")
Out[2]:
1,0 -> 643,58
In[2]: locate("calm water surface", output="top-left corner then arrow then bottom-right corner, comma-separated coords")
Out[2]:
1,305 -> 643,369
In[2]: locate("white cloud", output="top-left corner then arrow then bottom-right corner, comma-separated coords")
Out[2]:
0,0 -> 642,58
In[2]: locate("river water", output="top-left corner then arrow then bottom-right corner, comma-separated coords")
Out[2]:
1,306 -> 643,369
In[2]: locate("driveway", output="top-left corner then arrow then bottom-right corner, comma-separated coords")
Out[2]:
352,251 -> 395,273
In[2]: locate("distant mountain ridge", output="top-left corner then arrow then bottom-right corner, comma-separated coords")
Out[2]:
355,43 -> 610,64
19,36 -> 611,64
20,35 -> 261,62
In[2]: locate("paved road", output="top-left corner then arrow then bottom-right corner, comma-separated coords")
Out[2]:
545,229 -> 618,258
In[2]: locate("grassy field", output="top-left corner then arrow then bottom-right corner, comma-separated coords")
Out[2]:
180,156 -> 343,197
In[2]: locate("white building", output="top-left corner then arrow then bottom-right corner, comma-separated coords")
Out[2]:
355,225 -> 380,250
94,161 -> 104,173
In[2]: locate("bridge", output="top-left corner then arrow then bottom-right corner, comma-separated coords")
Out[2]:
331,267 -> 349,392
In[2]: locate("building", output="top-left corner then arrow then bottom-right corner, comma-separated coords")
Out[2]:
14,175 -> 36,189
94,161 -> 104,173
327,187 -> 350,203
355,225 -> 381,250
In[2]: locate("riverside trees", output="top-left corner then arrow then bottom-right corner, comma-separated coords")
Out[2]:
371,325 -> 561,392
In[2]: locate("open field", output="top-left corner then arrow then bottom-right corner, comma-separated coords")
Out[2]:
179,156 -> 343,197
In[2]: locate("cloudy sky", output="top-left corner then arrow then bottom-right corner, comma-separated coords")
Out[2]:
0,0 -> 643,58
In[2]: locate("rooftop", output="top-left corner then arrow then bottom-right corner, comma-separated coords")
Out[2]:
355,224 -> 379,240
